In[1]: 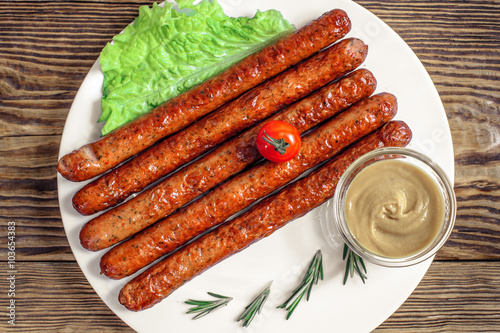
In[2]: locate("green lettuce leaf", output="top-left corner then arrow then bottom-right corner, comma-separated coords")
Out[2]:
98,0 -> 294,136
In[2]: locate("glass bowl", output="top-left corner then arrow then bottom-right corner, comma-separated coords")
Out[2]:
333,147 -> 456,267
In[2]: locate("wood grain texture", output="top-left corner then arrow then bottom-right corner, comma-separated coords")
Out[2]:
0,262 -> 132,332
0,261 -> 498,332
0,0 -> 499,331
375,261 -> 500,332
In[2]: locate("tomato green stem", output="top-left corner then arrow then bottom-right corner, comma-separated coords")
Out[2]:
262,131 -> 290,155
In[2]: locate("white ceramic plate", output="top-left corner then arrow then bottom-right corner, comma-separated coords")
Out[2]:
57,0 -> 455,332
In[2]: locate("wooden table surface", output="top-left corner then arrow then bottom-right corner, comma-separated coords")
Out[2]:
1,0 -> 499,332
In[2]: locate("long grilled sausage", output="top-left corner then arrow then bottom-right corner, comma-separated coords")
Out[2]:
57,9 -> 351,182
72,38 -> 368,215
80,69 -> 377,251
100,93 -> 397,279
118,120 -> 412,311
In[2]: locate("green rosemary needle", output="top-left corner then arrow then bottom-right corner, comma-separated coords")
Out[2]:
342,243 -> 367,284
185,292 -> 233,319
237,282 -> 272,327
277,250 -> 323,319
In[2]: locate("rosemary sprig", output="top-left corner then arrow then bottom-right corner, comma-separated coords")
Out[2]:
185,292 -> 233,319
342,243 -> 367,284
277,250 -> 323,319
237,282 -> 272,327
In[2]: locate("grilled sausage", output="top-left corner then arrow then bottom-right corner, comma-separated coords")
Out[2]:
118,120 -> 412,311
100,93 -> 398,279
80,68 -> 377,251
72,38 -> 369,216
57,9 -> 351,182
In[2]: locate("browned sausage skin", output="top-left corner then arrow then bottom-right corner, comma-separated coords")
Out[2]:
100,93 -> 397,279
80,68 -> 377,251
57,9 -> 351,182
72,38 -> 369,216
118,121 -> 412,311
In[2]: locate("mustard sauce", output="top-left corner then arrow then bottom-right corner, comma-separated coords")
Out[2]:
345,160 -> 444,258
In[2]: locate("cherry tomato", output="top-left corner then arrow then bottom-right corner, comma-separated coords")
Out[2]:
256,120 -> 301,163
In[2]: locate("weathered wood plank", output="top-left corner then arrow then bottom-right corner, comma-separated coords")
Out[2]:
0,0 -> 151,137
0,261 -> 133,332
0,261 -> 498,332
375,261 -> 500,332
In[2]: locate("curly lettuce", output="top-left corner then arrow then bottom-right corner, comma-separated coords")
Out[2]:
98,0 -> 294,135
